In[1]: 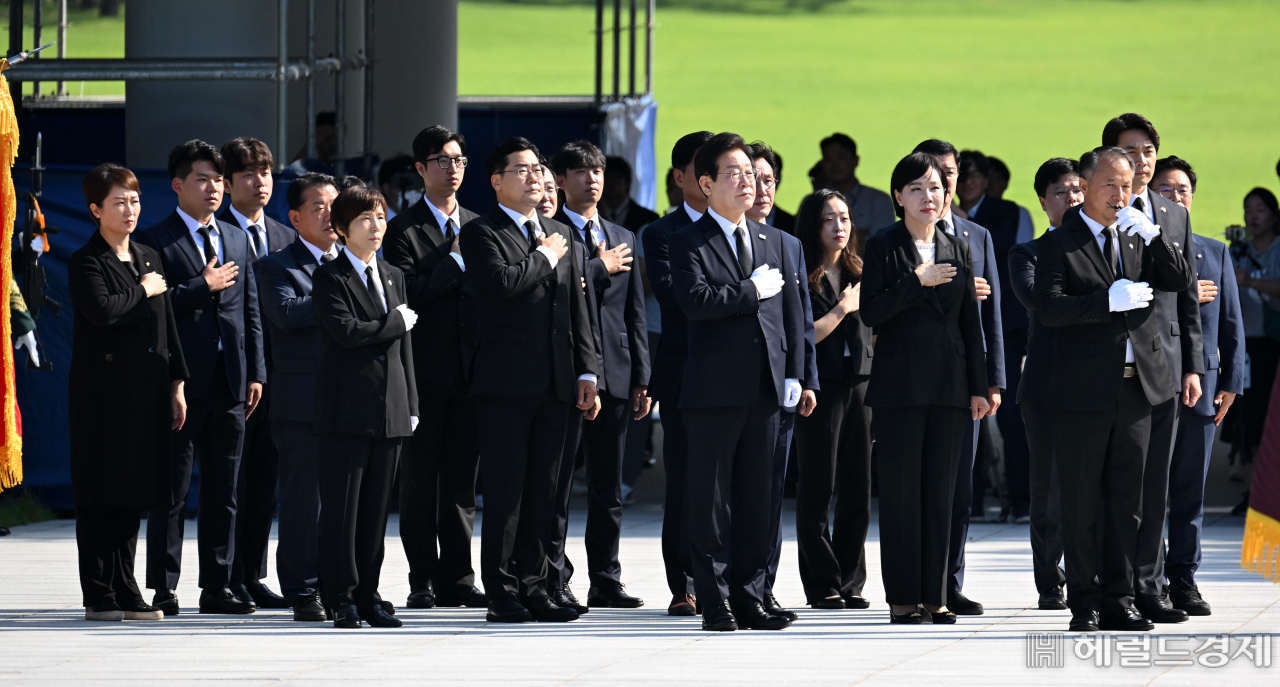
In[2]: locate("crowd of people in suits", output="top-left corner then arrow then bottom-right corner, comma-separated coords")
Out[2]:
66,110 -> 1267,633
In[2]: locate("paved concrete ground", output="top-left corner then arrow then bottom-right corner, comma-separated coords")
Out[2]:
2,503 -> 1277,686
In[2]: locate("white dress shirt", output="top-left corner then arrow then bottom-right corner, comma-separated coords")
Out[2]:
683,201 -> 705,223
1080,210 -> 1136,363
228,203 -> 270,257
563,206 -> 605,248
344,248 -> 388,312
498,204 -> 560,269
426,199 -> 466,271
300,237 -> 339,264
707,207 -> 752,265
177,206 -> 225,264
937,213 -> 956,236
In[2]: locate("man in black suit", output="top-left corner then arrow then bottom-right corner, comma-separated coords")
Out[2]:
218,137 -> 295,611
1102,113 -> 1203,624
603,156 -> 661,234
670,132 -> 804,632
382,125 -> 487,611
546,140 -> 651,611
254,172 -> 340,621
1033,146 -> 1195,632
641,130 -> 714,616
459,137 -> 599,624
139,140 -> 266,616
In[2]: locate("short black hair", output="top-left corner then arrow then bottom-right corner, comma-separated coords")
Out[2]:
672,131 -> 714,171
221,137 -> 273,177
957,150 -> 990,184
889,152 -> 949,219
1033,157 -> 1079,198
913,139 -> 958,160
1154,156 -> 1197,192
749,141 -> 780,177
330,185 -> 388,243
1079,146 -> 1135,180
820,133 -> 858,158
286,172 -> 338,211
486,137 -> 540,177
411,125 -> 466,164
335,175 -> 366,192
986,156 -> 1010,182
378,154 -> 415,187
551,140 -> 607,176
605,156 -> 633,186
694,132 -> 752,182
167,140 -> 224,180
1102,112 -> 1160,151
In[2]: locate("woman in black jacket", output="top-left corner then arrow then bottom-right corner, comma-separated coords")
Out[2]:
68,164 -> 188,621
312,185 -> 419,628
793,189 -> 875,611
860,153 -> 990,624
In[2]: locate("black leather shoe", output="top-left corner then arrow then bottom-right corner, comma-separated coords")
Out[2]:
730,600 -> 792,630
380,600 -> 396,615
359,604 -> 403,628
551,586 -> 589,614
526,595 -> 579,622
1134,594 -> 1189,624
486,598 -> 533,623
292,593 -> 326,622
889,606 -> 923,624
841,594 -> 871,609
121,598 -> 164,620
810,596 -> 846,610
668,594 -> 698,616
1099,608 -> 1155,631
1069,609 -> 1100,632
245,581 -> 290,609
763,595 -> 798,621
946,591 -> 984,615
923,607 -> 956,624
199,588 -> 256,614
437,586 -> 488,608
228,583 -> 258,611
406,582 -> 436,609
333,604 -> 362,629
701,600 -> 738,631
1038,585 -> 1068,610
152,589 -> 180,617
588,582 -> 644,608
1168,582 -> 1211,616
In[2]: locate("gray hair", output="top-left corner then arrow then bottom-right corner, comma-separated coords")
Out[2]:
1079,146 -> 1134,180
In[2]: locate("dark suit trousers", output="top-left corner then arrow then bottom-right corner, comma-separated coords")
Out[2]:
1022,400 -> 1065,594
77,505 -> 143,607
1165,408 -> 1217,586
875,405 -> 966,607
399,383 -> 480,594
998,328 -> 1031,518
795,373 -> 872,602
1135,395 -> 1180,598
548,411 -> 584,589
763,408 -> 796,595
147,354 -> 245,591
1056,377 -> 1152,613
232,393 -> 278,584
273,420 -> 321,601
317,433 -> 401,609
583,394 -> 632,586
476,395 -> 570,601
659,404 -> 695,596
683,376 -> 780,606
946,416 -> 981,595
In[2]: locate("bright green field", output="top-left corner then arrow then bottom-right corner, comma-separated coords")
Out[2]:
460,0 -> 1280,238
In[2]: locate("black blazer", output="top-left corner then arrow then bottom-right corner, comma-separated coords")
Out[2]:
1008,237 -> 1054,404
459,207 -> 598,402
859,222 -> 988,408
68,233 -> 188,510
1032,208 -> 1195,410
383,198 -> 481,396
255,236 -> 327,424
312,251 -> 418,437
970,196 -> 1027,333
770,206 -> 796,235
640,206 -> 697,402
135,211 -> 266,401
810,273 -> 874,383
1144,191 -> 1205,386
614,200 -> 661,235
670,213 -> 803,408
556,210 -> 651,400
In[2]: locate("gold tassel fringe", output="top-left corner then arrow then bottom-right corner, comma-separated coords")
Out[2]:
1242,507 -> 1280,583
0,59 -> 23,493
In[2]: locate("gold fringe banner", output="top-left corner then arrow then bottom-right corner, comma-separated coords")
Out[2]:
0,59 -> 22,493
1241,507 -> 1280,583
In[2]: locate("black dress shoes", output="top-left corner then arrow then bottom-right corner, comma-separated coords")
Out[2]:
763,595 -> 798,622
1099,608 -> 1155,632
841,594 -> 871,610
333,604 -> 362,629
406,583 -> 436,609
1069,609 -> 1100,632
526,595 -> 579,622
359,604 -> 403,628
1167,582 -> 1211,616
437,586 -> 488,608
486,598 -> 533,623
730,600 -> 792,630
946,591 -> 984,615
292,593 -> 327,622
85,600 -> 125,621
549,586 -> 589,614
199,588 -> 256,615
668,594 -> 698,616
810,596 -> 846,610
923,607 -> 956,624
1134,594 -> 1189,624
889,606 -> 923,624
701,600 -> 738,632
228,583 -> 258,611
245,581 -> 290,609
380,600 -> 396,615
1038,585 -> 1068,610
152,589 -> 180,617
588,582 -> 644,609
121,599 -> 164,621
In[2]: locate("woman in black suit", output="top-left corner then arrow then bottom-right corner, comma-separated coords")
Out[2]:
793,189 -> 875,611
68,164 -> 188,621
860,153 -> 990,624
313,185 -> 419,629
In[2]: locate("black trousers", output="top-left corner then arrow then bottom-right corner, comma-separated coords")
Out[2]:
1165,408 -> 1217,586
273,420 -> 321,601
77,505 -> 143,607
998,328 -> 1031,518
795,372 -> 872,603
875,404 -> 966,607
683,376 -> 780,606
1055,377 -> 1152,613
659,403 -> 695,596
399,384 -> 480,594
476,394 -> 570,601
946,416 -> 981,595
1022,400 -> 1066,594
146,354 -> 245,591
317,433 -> 400,609
764,408 -> 796,595
548,411 -> 585,589
1134,395 -> 1179,599
231,393 -> 278,584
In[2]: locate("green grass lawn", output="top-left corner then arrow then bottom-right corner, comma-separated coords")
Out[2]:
5,3 -> 125,97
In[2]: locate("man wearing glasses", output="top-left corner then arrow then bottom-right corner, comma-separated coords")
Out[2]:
383,125 -> 486,611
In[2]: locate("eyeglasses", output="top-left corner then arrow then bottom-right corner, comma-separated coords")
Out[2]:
499,165 -> 543,180
1159,184 -> 1193,198
716,169 -> 758,184
426,155 -> 468,169
757,178 -> 777,191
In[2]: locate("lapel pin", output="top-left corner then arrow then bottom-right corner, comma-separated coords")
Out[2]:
758,233 -> 766,240
963,230 -> 969,236
1197,254 -> 1203,259
145,262 -> 151,266
1129,243 -> 1134,249
1160,207 -> 1167,213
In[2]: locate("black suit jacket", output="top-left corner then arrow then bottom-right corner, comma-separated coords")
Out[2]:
860,222 -> 988,408
640,206 -> 697,402
219,206 -> 296,377
1032,208 -> 1195,410
136,210 -> 266,401
810,274 -> 874,383
615,200 -> 661,235
255,236 -> 327,424
1008,236 -> 1054,403
969,196 -> 1026,333
670,213 -> 803,408
383,198 -> 481,396
312,252 -> 418,437
459,207 -> 598,402
769,207 -> 796,235
1143,190 -> 1205,388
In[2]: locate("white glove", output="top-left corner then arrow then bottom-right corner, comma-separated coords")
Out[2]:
396,303 -> 418,330
16,331 -> 39,367
410,416 -> 419,432
1108,278 -> 1154,312
749,264 -> 783,300
31,235 -> 45,256
783,378 -> 802,408
1116,206 -> 1161,245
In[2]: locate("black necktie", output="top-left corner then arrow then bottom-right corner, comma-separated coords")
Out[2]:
1103,226 -> 1122,280
444,218 -> 456,242
320,252 -> 336,263
365,266 -> 387,317
249,225 -> 266,258
585,219 -> 601,259
936,219 -> 949,236
1133,195 -> 1146,215
734,225 -> 752,278
524,220 -> 540,251
198,226 -> 219,267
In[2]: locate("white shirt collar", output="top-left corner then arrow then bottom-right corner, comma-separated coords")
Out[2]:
937,214 -> 955,235
683,201 -> 705,222
425,198 -> 461,233
562,205 -> 598,230
1130,187 -> 1154,220
498,204 -> 539,237
344,246 -> 377,274
176,206 -> 217,234
706,207 -> 746,235
299,237 -> 338,263
228,203 -> 265,231
1079,209 -> 1115,239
